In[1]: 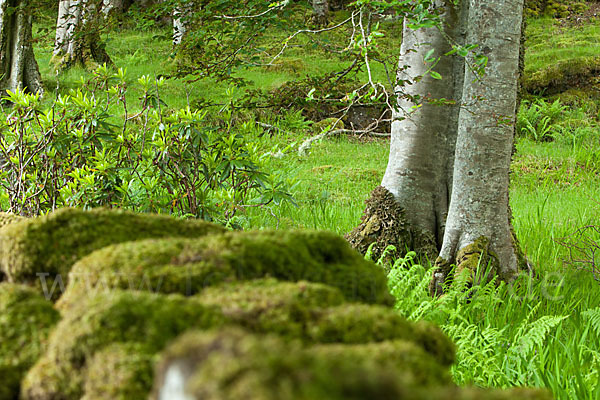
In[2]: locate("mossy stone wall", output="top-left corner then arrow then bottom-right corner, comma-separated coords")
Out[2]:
0,208 -> 552,400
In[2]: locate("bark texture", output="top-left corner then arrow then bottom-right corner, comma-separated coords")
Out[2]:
350,0 -> 528,293
172,3 -> 191,46
433,0 -> 526,293
312,0 -> 329,26
348,1 -> 466,262
0,0 -> 43,94
53,0 -> 112,70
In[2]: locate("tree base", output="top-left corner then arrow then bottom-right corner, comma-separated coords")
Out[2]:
345,186 -> 437,271
430,236 -> 499,296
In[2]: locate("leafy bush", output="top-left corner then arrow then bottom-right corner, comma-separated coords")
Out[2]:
0,65 -> 295,222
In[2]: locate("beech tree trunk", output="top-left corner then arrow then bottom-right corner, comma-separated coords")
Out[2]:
348,0 -> 529,293
433,0 -> 526,290
312,0 -> 329,26
0,0 -> 43,94
53,0 -> 112,70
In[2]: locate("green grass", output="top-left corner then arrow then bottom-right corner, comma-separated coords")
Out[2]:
526,17 -> 600,75
24,8 -> 600,399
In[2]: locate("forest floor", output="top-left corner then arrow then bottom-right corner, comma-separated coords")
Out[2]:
27,6 -> 600,399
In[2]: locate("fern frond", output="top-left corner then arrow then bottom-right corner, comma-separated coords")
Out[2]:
582,307 -> 600,338
511,315 -> 568,357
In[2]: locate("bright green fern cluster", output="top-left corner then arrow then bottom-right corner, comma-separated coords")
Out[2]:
382,251 -> 600,399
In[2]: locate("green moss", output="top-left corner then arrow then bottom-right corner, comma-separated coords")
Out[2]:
198,279 -> 347,337
525,0 -> 588,18
0,207 -> 225,298
454,236 -> 499,281
82,343 -> 155,400
308,303 -> 455,366
154,328 -> 549,400
312,117 -> 344,133
523,56 -> 600,94
266,57 -> 306,75
152,328 -> 446,400
0,212 -> 25,228
196,278 -> 453,365
345,186 -> 437,269
0,283 -> 60,399
58,229 -> 393,309
21,290 -> 224,400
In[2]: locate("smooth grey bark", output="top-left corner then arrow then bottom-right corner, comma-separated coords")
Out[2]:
312,0 -> 329,26
53,0 -> 111,69
436,0 -> 525,282
353,0 -> 527,290
381,0 -> 466,245
0,0 -> 43,94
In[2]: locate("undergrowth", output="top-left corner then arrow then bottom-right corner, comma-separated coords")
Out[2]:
380,249 -> 600,399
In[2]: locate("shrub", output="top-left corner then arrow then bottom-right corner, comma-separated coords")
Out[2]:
0,67 -> 295,222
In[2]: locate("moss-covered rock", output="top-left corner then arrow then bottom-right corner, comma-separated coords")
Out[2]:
0,208 -> 225,298
82,343 -> 155,400
58,229 -> 393,309
0,283 -> 60,400
151,328 -> 443,400
197,280 -> 454,366
312,117 -> 344,133
525,0 -> 587,17
198,279 -> 346,337
152,328 -> 550,400
0,212 -> 25,228
523,56 -> 600,95
21,290 -> 224,400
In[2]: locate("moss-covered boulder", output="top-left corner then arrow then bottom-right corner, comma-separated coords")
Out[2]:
0,208 -> 225,297
0,283 -> 60,400
21,290 -> 224,400
58,229 -> 393,309
151,328 -> 440,400
523,56 -> 600,95
81,343 -> 155,400
152,328 -> 550,400
0,212 -> 25,228
195,279 -> 454,366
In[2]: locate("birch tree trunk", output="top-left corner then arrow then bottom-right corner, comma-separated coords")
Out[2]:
348,0 -> 529,291
53,0 -> 112,70
172,0 -> 193,45
0,0 -> 43,94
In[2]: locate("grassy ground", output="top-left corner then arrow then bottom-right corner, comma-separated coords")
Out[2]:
28,7 -> 600,399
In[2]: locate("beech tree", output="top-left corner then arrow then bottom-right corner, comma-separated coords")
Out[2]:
312,0 -> 329,26
0,0 -> 43,93
53,0 -> 111,69
347,0 -> 530,293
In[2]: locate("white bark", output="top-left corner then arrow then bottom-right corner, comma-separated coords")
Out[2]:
439,0 -> 525,280
172,1 -> 193,46
53,0 -> 111,69
101,0 -> 125,16
381,1 -> 465,244
0,0 -> 43,94
54,0 -> 84,59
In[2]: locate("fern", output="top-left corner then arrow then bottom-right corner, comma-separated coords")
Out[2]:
582,307 -> 600,338
510,315 -> 568,357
